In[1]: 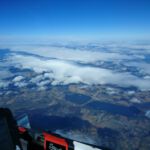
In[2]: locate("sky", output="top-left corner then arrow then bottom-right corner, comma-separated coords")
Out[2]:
0,0 -> 150,41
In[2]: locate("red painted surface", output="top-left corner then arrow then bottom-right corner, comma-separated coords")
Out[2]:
43,132 -> 68,150
18,126 -> 26,133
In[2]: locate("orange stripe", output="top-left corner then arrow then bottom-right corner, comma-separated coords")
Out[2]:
43,132 -> 68,150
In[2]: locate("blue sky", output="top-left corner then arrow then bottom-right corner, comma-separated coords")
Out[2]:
0,0 -> 150,41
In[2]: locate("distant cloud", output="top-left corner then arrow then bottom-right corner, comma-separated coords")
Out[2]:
37,80 -> 50,86
7,54 -> 150,90
11,75 -> 27,88
130,98 -> 141,103
36,86 -> 47,91
0,43 -> 149,91
30,75 -> 44,83
12,76 -> 24,82
0,70 -> 13,79
3,45 -> 135,63
125,62 -> 150,74
0,80 -> 9,88
14,81 -> 27,88
145,110 -> 150,119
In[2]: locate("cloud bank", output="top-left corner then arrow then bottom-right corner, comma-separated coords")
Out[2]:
7,54 -> 150,90
0,42 -> 150,91
2,45 -> 138,63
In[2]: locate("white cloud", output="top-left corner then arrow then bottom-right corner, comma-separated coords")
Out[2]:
14,81 -> 27,88
106,87 -> 118,95
145,110 -> 150,119
0,70 -> 13,79
125,62 -> 150,74
7,54 -> 150,90
5,45 -> 135,63
1,43 -> 149,91
127,91 -> 135,95
130,98 -> 141,103
30,75 -> 44,83
12,76 -> 24,82
12,76 -> 27,88
37,80 -> 50,86
63,76 -> 82,84
38,86 -> 47,91
0,80 -> 9,88
30,75 -> 51,87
